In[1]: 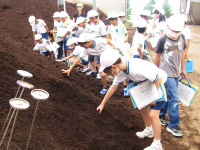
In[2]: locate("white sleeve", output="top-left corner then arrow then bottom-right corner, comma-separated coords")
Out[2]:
41,20 -> 46,26
185,27 -> 191,40
100,22 -> 107,36
32,25 -> 36,32
107,26 -> 111,35
113,73 -> 127,85
79,49 -> 89,59
33,44 -> 39,50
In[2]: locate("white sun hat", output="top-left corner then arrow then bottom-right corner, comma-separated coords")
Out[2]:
60,11 -> 69,18
99,50 -> 120,72
28,15 -> 35,25
137,19 -> 147,28
35,34 -> 42,40
141,10 -> 151,17
76,3 -> 84,8
118,11 -> 125,17
167,14 -> 185,31
66,37 -> 78,46
106,12 -> 118,20
76,17 -> 85,25
78,33 -> 93,43
53,12 -> 60,18
87,10 -> 99,18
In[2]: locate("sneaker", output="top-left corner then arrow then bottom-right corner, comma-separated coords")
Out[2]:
86,70 -> 98,76
81,66 -> 90,72
100,88 -> 107,95
124,88 -> 129,97
144,142 -> 163,150
136,128 -> 153,138
160,116 -> 168,126
166,126 -> 184,137
96,73 -> 101,79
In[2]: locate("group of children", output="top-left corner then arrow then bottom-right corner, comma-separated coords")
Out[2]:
28,3 -> 191,150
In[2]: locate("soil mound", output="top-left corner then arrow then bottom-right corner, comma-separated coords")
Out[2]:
0,0 -> 182,150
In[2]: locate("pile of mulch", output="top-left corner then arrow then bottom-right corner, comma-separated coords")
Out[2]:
0,0 -> 183,149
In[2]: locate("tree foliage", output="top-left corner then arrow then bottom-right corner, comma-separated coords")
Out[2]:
163,0 -> 172,18
144,0 -> 157,16
127,0 -> 132,20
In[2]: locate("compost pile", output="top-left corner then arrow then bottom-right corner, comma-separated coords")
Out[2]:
0,0 -> 180,149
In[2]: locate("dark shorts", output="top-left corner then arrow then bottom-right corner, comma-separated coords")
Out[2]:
41,51 -> 50,56
81,60 -> 89,65
88,55 -> 100,64
150,101 -> 165,110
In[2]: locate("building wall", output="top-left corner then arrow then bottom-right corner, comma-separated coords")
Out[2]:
65,0 -> 126,16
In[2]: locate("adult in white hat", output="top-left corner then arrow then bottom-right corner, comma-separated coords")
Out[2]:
155,14 -> 187,138
152,6 -> 166,37
86,9 -> 107,80
118,11 -> 126,24
73,3 -> 86,22
28,15 -> 50,45
97,49 -> 168,150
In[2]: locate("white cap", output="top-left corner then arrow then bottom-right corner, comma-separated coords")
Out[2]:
154,6 -> 164,14
106,12 -> 118,20
99,50 -> 120,72
76,17 -> 85,25
167,14 -> 184,31
60,11 -> 68,18
28,15 -> 35,25
76,3 -> 84,8
78,33 -> 93,43
118,11 -> 125,17
87,10 -> 99,18
137,19 -> 147,28
66,37 -> 78,46
35,34 -> 42,40
53,12 -> 60,18
141,10 -> 151,16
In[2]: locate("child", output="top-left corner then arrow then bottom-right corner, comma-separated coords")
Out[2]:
96,50 -> 167,150
57,37 -> 89,72
33,34 -> 54,58
28,15 -> 50,45
155,14 -> 187,137
131,19 -> 147,59
76,17 -> 91,35
61,33 -> 119,95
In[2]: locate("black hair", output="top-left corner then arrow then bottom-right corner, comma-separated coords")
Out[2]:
154,9 -> 166,22
137,27 -> 146,33
141,15 -> 148,20
103,58 -> 122,73
78,41 -> 87,47
109,18 -> 118,21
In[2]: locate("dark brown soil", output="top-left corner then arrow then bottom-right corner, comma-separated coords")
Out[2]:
0,0 -> 191,150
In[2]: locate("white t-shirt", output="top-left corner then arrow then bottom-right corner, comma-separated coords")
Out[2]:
54,20 -> 62,28
33,39 -> 48,53
182,26 -> 191,40
90,20 -> 107,38
32,19 -> 47,34
131,33 -> 145,56
79,38 -> 112,58
113,58 -> 167,85
154,20 -> 166,35
72,46 -> 88,61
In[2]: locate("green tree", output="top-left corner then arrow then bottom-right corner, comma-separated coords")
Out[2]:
163,0 -> 172,18
144,0 -> 157,16
127,0 -> 132,20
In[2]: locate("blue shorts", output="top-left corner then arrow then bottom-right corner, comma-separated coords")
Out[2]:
81,60 -> 89,65
133,55 -> 140,58
150,101 -> 165,110
41,32 -> 49,40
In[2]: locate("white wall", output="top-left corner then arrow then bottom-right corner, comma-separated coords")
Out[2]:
66,0 -> 126,16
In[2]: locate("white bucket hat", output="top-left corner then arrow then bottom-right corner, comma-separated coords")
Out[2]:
53,12 -> 60,18
106,12 -> 118,20
141,10 -> 151,17
76,17 -> 85,25
78,33 -> 93,43
28,15 -> 35,25
35,34 -> 42,40
87,10 -> 99,18
99,50 -> 120,72
137,19 -> 147,28
118,11 -> 125,17
66,37 -> 78,46
60,11 -> 69,18
167,14 -> 184,31
76,3 -> 84,8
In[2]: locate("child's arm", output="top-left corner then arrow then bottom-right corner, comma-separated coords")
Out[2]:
137,45 -> 143,59
150,76 -> 162,105
124,33 -> 128,43
61,57 -> 81,76
181,50 -> 187,78
97,84 -> 119,114
56,55 -> 73,62
107,39 -> 120,52
154,53 -> 162,67
62,31 -> 70,39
